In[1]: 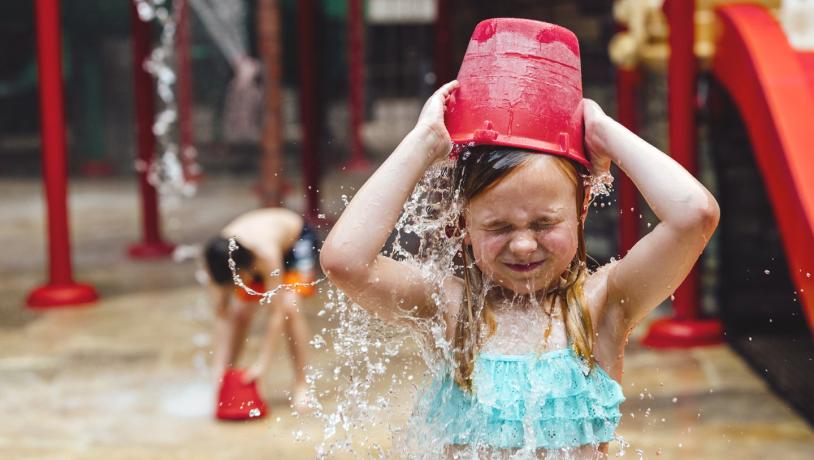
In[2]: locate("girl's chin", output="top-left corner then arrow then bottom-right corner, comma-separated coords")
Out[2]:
493,278 -> 551,295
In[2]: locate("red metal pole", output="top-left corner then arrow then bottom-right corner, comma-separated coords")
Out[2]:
434,0 -> 453,86
128,3 -> 175,259
616,68 -> 640,255
27,0 -> 98,308
642,0 -> 722,347
342,0 -> 372,171
298,0 -> 320,222
175,0 -> 199,182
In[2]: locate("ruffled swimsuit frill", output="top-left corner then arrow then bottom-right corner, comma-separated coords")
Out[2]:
419,347 -> 625,450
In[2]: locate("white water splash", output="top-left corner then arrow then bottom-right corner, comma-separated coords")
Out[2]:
133,0 -> 200,198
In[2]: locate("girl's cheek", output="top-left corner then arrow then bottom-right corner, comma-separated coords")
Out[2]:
470,234 -> 505,266
538,228 -> 576,256
478,236 -> 506,259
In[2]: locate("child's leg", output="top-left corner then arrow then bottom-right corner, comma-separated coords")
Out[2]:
214,300 -> 255,379
242,299 -> 286,382
280,290 -> 310,405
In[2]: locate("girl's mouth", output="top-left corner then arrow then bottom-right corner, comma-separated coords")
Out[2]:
504,260 -> 544,272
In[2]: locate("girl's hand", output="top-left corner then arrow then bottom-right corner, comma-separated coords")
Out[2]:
415,80 -> 460,162
583,99 -> 613,177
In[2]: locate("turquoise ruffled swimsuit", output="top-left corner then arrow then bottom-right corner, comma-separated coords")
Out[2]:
420,347 -> 625,450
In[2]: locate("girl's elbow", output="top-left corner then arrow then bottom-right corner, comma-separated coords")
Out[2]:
319,245 -> 366,283
685,194 -> 720,236
667,193 -> 719,236
319,246 -> 345,280
699,193 -> 720,235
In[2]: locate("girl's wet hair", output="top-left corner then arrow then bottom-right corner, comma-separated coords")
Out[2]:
451,145 -> 594,391
204,236 -> 255,285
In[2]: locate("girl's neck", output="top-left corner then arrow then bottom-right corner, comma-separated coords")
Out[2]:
486,285 -> 555,313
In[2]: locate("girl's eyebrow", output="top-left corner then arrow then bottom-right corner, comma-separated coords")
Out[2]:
534,213 -> 562,221
481,219 -> 509,228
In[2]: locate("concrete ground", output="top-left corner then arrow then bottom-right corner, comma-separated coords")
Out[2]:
1,175 -> 813,459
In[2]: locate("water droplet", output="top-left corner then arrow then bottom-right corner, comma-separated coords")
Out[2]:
764,269 -> 771,275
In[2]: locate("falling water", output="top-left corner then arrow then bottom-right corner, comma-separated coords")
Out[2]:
133,0 -> 199,198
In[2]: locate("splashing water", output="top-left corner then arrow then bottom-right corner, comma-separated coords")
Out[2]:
226,237 -> 326,305
586,171 -> 614,200
301,156 -> 627,459
133,0 -> 200,198
305,161 -> 464,458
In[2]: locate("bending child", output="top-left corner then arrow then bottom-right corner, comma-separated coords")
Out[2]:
204,207 -> 317,417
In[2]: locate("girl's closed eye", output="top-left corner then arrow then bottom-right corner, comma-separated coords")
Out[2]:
530,219 -> 558,231
487,225 -> 513,235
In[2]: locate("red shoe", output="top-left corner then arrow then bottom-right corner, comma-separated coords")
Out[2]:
216,369 -> 268,421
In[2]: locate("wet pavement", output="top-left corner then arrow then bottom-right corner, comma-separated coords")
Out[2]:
1,176 -> 813,459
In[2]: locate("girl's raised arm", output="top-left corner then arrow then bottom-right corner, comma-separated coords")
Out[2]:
584,100 -> 720,330
320,81 -> 461,322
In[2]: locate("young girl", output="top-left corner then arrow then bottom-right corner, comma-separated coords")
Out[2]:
320,81 -> 719,457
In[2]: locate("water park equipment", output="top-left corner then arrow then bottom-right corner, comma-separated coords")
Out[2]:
610,4 -> 814,430
445,18 -> 589,168
129,1 -> 176,259
712,3 -> 814,332
612,0 -> 814,345
643,0 -> 724,348
216,369 -> 268,420
27,0 -> 99,308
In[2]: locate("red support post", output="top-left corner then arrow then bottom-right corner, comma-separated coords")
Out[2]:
616,68 -> 640,254
297,0 -> 321,222
342,0 -> 372,171
175,0 -> 199,182
434,0 -> 453,86
27,0 -> 98,308
642,0 -> 722,347
128,3 -> 175,259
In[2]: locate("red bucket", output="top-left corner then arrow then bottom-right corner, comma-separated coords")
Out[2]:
445,18 -> 589,167
216,368 -> 268,421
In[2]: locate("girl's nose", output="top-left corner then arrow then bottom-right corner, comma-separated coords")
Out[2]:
509,231 -> 537,256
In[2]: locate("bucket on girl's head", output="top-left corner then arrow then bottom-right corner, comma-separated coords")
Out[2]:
444,18 -> 589,167
216,368 -> 268,421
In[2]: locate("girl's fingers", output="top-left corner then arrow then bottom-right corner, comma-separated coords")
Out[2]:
436,80 -> 460,98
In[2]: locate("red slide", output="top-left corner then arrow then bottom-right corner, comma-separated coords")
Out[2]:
713,4 -> 814,333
